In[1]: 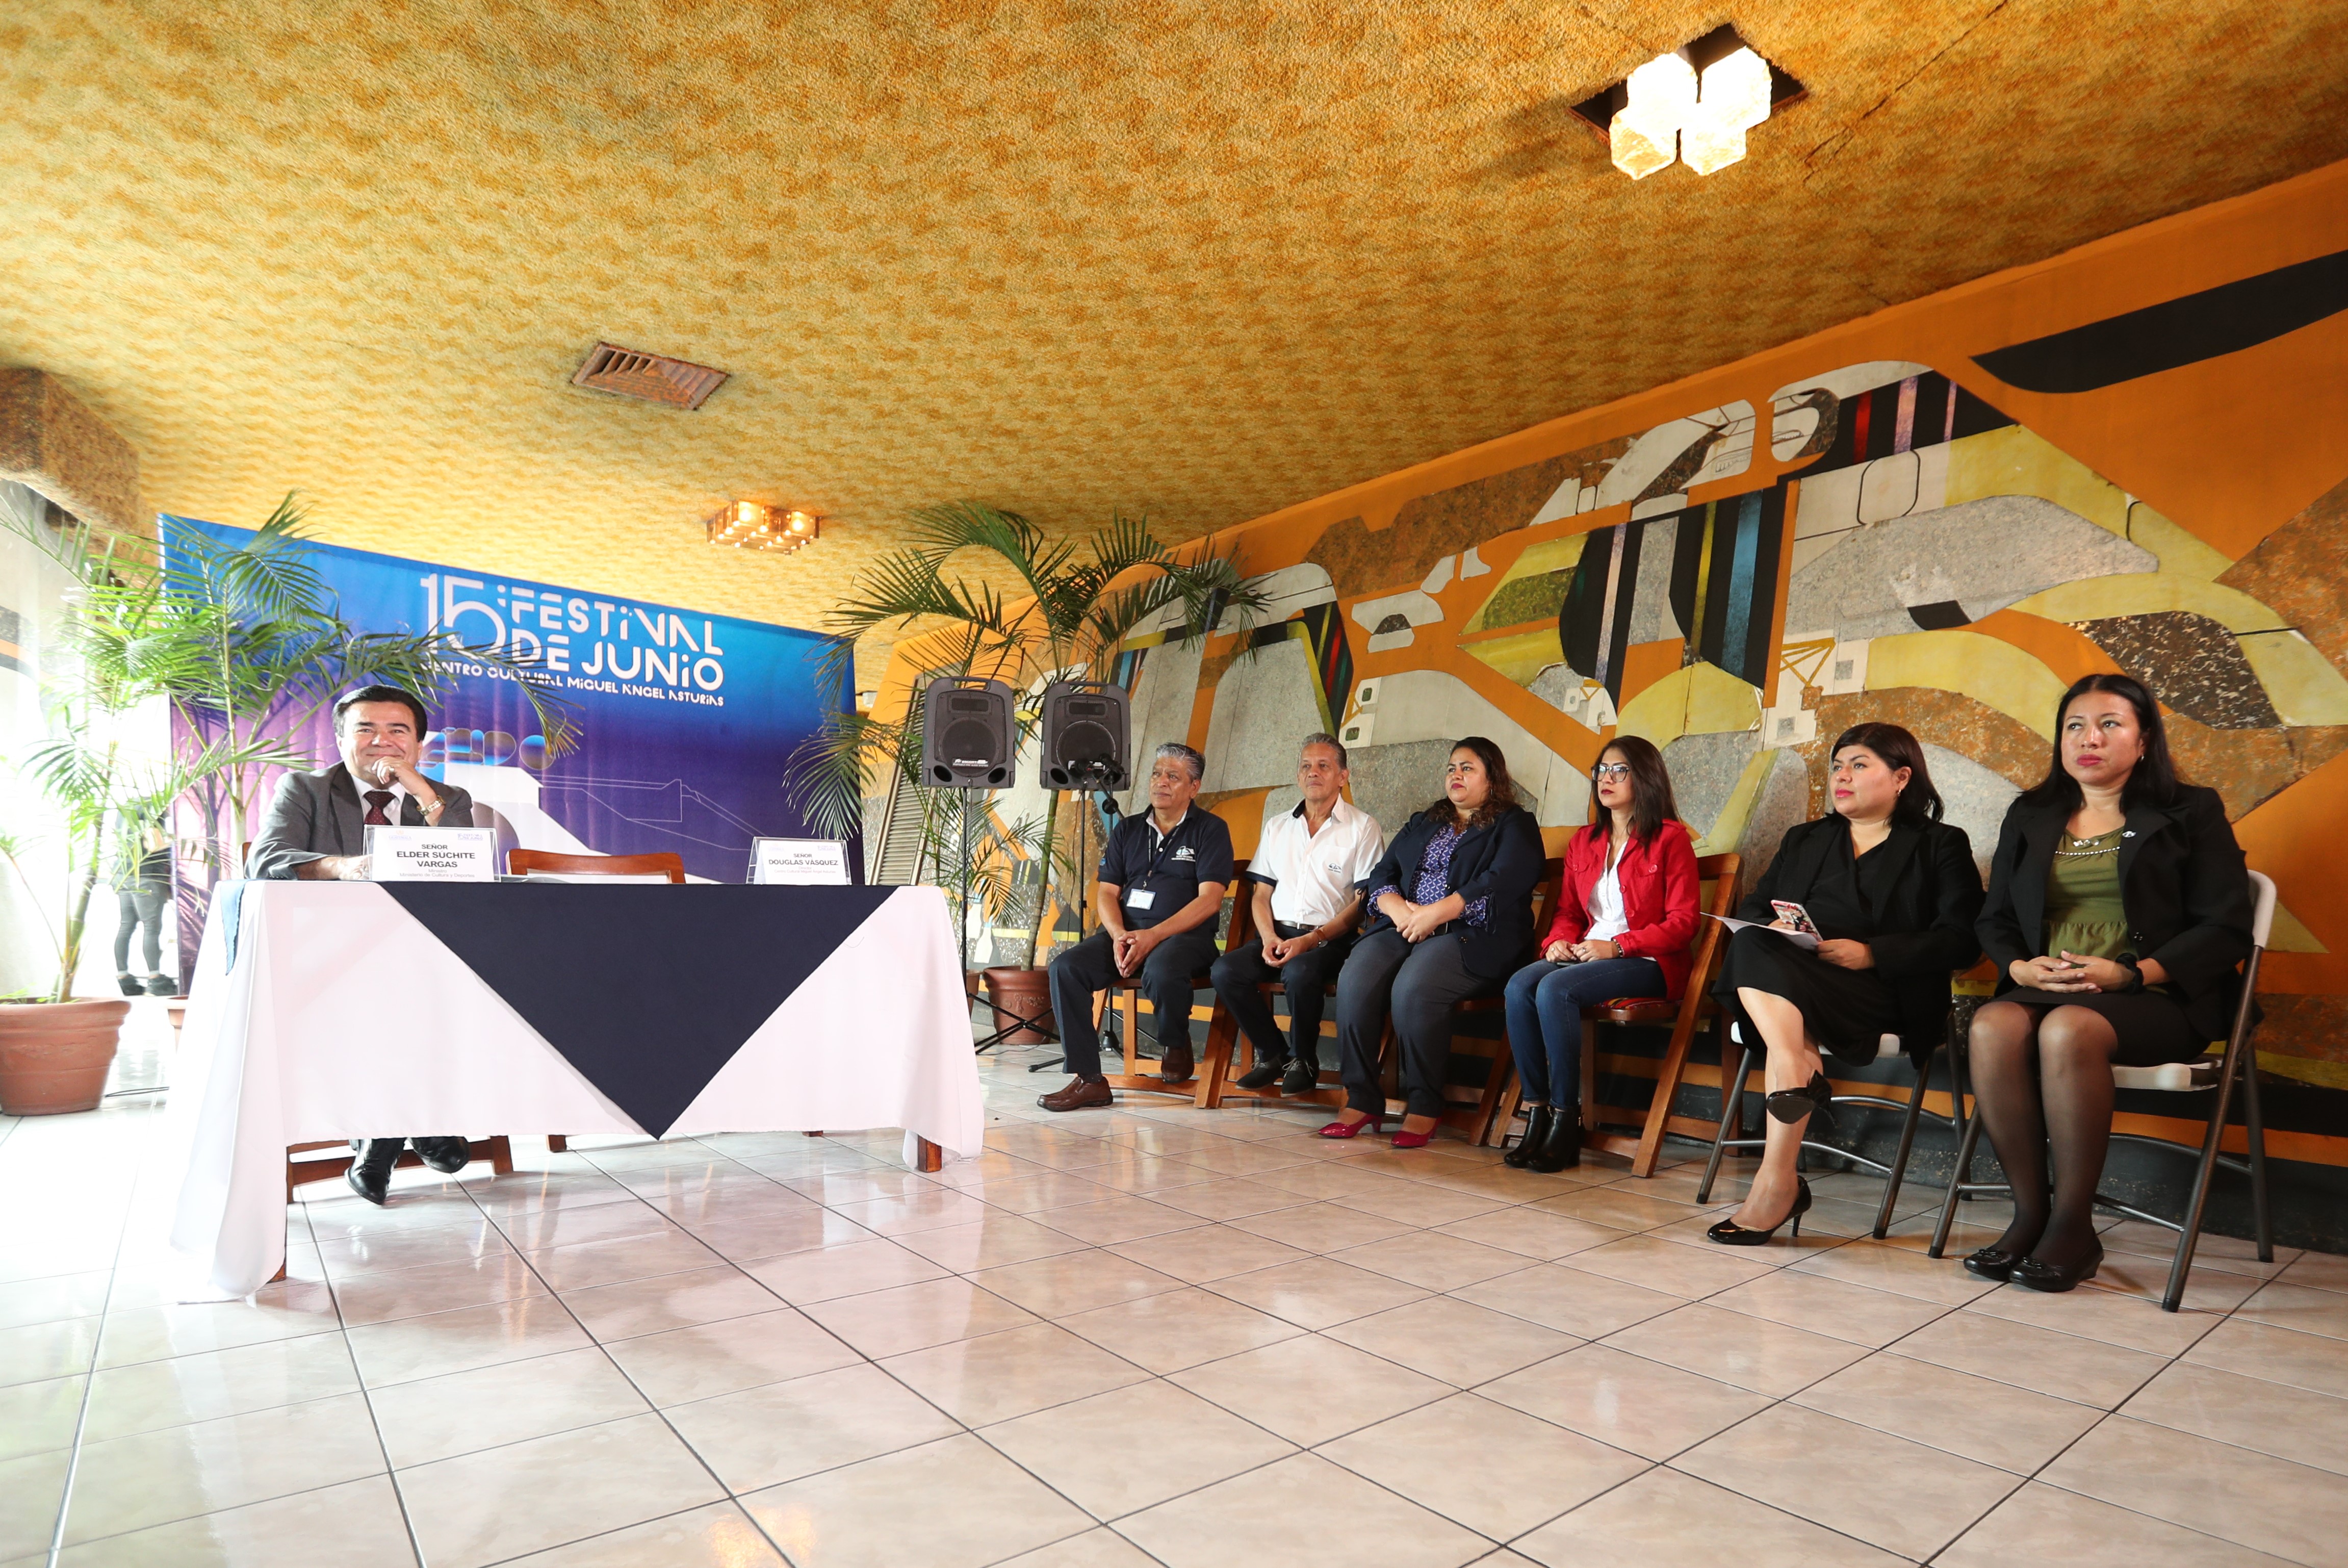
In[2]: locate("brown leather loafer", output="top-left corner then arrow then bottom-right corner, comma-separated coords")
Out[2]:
1157,1047 -> 1194,1085
1038,1076 -> 1113,1112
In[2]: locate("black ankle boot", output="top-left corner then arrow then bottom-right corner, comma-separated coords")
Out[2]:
1506,1105 -> 1555,1168
347,1139 -> 400,1204
1529,1106 -> 1582,1172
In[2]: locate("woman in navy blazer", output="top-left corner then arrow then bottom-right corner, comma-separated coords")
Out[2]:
1324,737 -> 1545,1148
1963,674 -> 2253,1293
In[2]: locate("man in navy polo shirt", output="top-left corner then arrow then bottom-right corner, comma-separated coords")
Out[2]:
1038,742 -> 1234,1110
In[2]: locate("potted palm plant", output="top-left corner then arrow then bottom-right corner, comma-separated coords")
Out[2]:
0,494 -> 569,1112
0,501 -> 210,1111
784,501 -> 1261,1025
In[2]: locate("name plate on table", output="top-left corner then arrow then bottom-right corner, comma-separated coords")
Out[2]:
749,837 -> 853,886
366,826 -> 499,882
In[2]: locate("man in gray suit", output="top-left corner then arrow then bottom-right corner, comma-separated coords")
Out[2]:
248,684 -> 481,1204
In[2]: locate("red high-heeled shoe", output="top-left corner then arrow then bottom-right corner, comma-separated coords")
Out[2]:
1390,1126 -> 1434,1149
1318,1113 -> 1383,1139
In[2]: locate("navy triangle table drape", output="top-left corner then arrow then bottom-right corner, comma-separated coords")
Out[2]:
383,883 -> 896,1137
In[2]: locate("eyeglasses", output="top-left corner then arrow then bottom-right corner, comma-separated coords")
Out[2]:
1591,763 -> 1634,780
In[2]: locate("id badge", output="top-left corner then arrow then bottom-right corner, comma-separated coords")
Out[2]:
1124,888 -> 1157,911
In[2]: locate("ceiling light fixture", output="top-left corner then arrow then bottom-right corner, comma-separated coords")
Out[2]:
708,501 -> 821,554
1579,26 -> 1800,182
1609,54 -> 1694,181
1681,47 -> 1774,175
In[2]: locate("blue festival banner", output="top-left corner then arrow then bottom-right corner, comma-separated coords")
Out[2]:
163,517 -> 847,884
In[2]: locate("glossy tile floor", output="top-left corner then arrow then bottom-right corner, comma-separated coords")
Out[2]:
5,1036 -> 2345,1567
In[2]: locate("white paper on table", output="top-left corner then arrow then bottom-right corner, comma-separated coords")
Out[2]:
1705,913 -> 1820,949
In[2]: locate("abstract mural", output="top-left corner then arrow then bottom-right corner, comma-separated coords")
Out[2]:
1063,195 -> 2348,1116
879,171 -> 2348,1190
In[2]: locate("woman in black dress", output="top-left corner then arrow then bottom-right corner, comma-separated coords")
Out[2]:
1706,722 -> 1982,1245
1965,674 -> 2254,1291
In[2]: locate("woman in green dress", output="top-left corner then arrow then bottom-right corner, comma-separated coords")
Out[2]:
1968,674 -> 2255,1292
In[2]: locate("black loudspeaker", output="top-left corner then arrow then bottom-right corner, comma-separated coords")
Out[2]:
919,677 -> 1016,787
1040,681 -> 1130,790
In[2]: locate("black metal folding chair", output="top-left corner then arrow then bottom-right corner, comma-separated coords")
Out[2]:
1695,1017 -> 1963,1239
1928,869 -> 2275,1312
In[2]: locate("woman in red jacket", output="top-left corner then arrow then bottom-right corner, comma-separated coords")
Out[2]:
1501,736 -> 1699,1170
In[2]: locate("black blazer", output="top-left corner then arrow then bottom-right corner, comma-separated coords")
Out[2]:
1741,814 -> 1984,1050
246,763 -> 480,880
1977,786 -> 2253,1042
1358,804 -> 1545,978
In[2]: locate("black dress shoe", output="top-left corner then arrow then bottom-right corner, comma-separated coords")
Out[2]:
1280,1060 -> 1320,1095
2012,1241 -> 2103,1293
1505,1105 -> 1554,1169
1236,1058 -> 1287,1090
1528,1106 -> 1582,1173
415,1137 -> 472,1174
1962,1247 -> 2023,1282
346,1138 -> 399,1204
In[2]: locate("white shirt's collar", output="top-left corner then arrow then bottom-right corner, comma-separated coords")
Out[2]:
1289,796 -> 1355,826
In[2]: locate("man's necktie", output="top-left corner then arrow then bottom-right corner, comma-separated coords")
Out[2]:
364,790 -> 396,826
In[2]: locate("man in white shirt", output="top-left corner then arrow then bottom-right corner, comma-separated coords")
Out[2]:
1209,733 -> 1385,1094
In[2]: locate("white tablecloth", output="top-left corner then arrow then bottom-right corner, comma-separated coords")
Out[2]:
164,882 -> 983,1296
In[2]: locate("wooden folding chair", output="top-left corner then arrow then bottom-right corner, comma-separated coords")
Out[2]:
1488,853 -> 1743,1175
1334,858 -> 1567,1145
1928,869 -> 2276,1312
1192,877 -> 1348,1112
1095,860 -> 1247,1097
507,847 -> 687,1149
507,849 -> 688,883
1406,857 -> 1566,1144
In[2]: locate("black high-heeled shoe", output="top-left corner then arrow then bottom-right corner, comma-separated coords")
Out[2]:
1505,1105 -> 1555,1169
2011,1240 -> 2103,1293
1706,1176 -> 1812,1246
1764,1070 -> 1837,1132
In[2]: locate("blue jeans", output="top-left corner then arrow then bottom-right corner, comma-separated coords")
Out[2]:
1503,956 -> 1666,1104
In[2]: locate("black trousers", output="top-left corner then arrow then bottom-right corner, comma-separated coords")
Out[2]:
1209,922 -> 1351,1068
1049,924 -> 1221,1078
1334,929 -> 1504,1117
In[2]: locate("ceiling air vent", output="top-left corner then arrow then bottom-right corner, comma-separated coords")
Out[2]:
570,342 -> 729,409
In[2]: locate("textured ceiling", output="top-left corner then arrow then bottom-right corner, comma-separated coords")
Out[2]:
5,1 -> 2347,682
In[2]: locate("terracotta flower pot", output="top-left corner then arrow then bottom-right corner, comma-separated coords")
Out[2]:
0,998 -> 132,1115
982,966 -> 1056,1044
